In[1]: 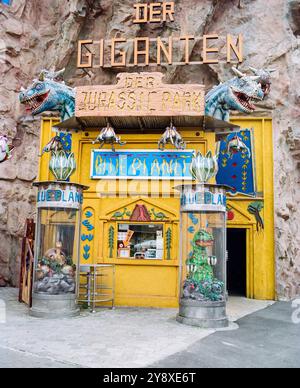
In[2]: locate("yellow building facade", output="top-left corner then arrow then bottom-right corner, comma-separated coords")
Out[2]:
38,116 -> 275,308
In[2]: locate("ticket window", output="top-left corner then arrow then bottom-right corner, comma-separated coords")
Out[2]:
117,223 -> 164,260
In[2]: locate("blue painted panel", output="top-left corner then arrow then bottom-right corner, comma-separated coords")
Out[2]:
216,129 -> 256,196
1,0 -> 11,5
91,150 -> 194,180
59,132 -> 72,153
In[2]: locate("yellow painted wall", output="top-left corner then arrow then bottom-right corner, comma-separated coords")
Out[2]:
227,118 -> 275,300
38,117 -> 275,306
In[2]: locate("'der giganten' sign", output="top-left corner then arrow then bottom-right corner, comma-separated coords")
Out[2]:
77,2 -> 243,70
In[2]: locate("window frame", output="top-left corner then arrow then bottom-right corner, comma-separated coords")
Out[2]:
116,221 -> 166,261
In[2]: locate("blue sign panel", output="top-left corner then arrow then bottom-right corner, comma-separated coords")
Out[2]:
1,0 -> 11,5
91,150 -> 194,180
216,129 -> 256,196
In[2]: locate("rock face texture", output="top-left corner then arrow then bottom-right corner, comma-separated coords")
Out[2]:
0,0 -> 299,299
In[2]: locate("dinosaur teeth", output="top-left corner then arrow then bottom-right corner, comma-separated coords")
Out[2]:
21,91 -> 50,112
233,91 -> 255,112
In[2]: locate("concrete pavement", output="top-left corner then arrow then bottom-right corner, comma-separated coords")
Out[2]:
150,302 -> 300,368
1,288 -> 297,368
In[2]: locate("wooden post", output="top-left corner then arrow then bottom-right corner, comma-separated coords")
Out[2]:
19,219 -> 35,307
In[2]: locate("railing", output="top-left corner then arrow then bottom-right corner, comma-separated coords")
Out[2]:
78,264 -> 115,313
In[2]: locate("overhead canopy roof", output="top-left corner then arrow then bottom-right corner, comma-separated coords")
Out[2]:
55,115 -> 240,134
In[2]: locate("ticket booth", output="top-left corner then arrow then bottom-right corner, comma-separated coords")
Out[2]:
37,73 -> 275,308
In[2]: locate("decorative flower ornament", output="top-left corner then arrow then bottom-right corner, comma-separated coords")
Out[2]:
0,135 -> 13,163
190,151 -> 219,183
49,150 -> 76,181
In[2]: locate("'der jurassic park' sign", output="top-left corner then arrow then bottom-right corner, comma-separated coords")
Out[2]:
76,72 -> 205,117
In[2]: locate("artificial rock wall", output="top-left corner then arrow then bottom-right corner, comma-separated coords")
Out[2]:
0,0 -> 299,299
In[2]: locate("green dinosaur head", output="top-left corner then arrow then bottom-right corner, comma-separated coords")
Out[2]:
193,229 -> 214,248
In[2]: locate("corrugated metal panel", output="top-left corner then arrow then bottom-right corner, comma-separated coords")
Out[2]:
55,115 -> 240,133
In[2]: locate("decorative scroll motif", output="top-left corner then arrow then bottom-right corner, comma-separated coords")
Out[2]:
91,150 -> 194,180
216,129 -> 255,196
166,228 -> 172,260
108,226 -> 115,259
248,201 -> 264,232
81,210 -> 95,261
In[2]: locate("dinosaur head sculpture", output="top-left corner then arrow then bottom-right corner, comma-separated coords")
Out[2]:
228,68 -> 265,114
205,67 -> 265,121
193,229 -> 214,248
249,67 -> 276,96
19,69 -> 75,121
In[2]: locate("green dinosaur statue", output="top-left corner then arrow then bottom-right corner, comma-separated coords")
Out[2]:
186,230 -> 216,282
184,229 -> 224,302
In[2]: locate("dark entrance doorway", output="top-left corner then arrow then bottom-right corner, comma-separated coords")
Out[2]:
227,228 -> 247,296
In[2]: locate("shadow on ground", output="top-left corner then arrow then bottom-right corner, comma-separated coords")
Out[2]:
150,302 -> 300,368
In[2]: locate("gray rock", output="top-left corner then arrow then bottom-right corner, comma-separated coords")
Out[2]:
0,0 -> 299,299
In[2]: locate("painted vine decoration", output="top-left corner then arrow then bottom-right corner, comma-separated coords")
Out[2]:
166,228 -> 172,260
108,226 -> 115,258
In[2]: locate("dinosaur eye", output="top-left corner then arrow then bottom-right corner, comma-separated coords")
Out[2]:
35,83 -> 43,90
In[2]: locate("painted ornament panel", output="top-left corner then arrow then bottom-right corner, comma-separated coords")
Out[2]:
216,129 -> 255,196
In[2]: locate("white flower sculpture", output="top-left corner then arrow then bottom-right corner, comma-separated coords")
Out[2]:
49,150 -> 76,181
190,151 -> 219,183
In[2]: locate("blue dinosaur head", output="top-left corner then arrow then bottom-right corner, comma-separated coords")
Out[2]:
19,69 -> 75,121
205,67 -> 266,121
249,66 -> 276,96
225,68 -> 265,114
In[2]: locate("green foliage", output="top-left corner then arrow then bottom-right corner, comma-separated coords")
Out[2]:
108,226 -> 115,258
166,228 -> 172,260
38,256 -> 73,274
